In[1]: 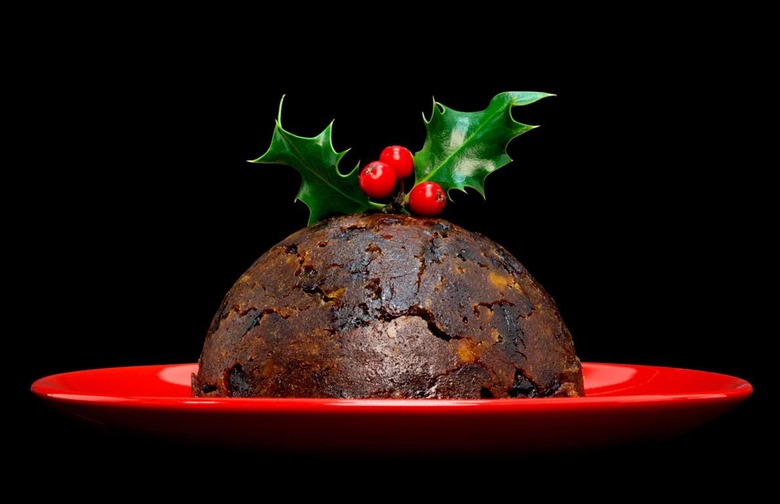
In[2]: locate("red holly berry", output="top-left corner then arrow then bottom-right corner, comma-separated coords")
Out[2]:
379,145 -> 414,179
359,161 -> 397,199
409,181 -> 447,216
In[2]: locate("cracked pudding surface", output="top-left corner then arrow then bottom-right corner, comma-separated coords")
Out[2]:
192,214 -> 584,399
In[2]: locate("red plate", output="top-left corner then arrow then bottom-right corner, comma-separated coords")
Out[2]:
31,362 -> 752,456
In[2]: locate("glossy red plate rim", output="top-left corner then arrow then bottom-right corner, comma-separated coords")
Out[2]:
30,362 -> 753,454
31,362 -> 753,409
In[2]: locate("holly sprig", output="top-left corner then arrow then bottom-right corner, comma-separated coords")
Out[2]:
249,96 -> 383,226
251,91 -> 553,225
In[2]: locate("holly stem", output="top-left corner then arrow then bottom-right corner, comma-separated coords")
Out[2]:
381,178 -> 410,214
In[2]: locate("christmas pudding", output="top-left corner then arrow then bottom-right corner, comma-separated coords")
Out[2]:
191,92 -> 585,399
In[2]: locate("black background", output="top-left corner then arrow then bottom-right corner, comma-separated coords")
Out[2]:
10,10 -> 772,497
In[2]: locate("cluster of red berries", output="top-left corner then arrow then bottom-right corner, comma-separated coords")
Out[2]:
358,145 -> 447,216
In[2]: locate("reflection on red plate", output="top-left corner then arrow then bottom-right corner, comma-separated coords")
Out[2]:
31,362 -> 752,456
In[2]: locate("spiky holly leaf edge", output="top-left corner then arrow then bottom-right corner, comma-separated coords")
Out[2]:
250,96 -> 383,225
412,91 -> 555,200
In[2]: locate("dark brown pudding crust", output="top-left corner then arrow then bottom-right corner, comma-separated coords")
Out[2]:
192,214 -> 584,399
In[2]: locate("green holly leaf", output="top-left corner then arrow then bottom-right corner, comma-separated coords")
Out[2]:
250,96 -> 382,225
413,91 -> 554,198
